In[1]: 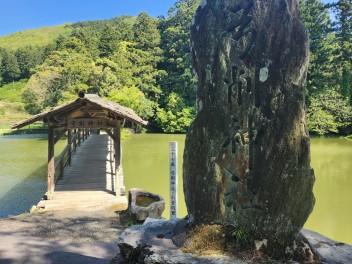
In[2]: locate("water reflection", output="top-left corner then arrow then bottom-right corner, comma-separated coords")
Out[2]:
0,135 -> 65,217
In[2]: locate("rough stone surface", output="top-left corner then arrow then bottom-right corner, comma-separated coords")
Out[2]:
301,229 -> 352,264
114,219 -> 352,264
183,0 -> 315,253
116,218 -> 246,264
128,188 -> 165,221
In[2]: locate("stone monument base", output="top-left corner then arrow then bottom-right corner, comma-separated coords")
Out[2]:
110,218 -> 352,264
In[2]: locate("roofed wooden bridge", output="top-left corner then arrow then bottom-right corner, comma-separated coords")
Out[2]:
12,93 -> 147,211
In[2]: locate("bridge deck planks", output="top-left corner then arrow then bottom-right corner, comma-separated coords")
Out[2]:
37,134 -> 127,211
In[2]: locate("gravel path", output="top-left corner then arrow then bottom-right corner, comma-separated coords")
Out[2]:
0,205 -> 125,264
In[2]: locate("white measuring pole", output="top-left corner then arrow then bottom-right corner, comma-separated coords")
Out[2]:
169,141 -> 178,219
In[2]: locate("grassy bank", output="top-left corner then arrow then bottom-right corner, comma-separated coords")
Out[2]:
0,80 -> 30,129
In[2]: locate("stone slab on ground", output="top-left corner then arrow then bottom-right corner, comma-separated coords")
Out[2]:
115,219 -> 352,264
301,229 -> 352,264
116,218 -> 246,264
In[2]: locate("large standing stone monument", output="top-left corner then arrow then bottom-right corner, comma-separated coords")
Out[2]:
183,0 -> 315,253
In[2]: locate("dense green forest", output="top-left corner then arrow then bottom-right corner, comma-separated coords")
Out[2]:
0,0 -> 351,135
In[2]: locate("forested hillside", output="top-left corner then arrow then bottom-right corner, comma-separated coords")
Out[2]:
0,0 -> 351,134
0,24 -> 72,50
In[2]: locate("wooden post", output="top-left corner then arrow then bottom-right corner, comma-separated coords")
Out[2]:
47,124 -> 55,200
78,129 -> 81,145
59,157 -> 64,180
68,130 -> 72,165
73,129 -> 77,153
114,121 -> 122,196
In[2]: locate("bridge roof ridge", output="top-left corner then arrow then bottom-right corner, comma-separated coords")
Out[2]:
12,94 -> 148,129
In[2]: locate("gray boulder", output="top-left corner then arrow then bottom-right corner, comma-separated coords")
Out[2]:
183,0 -> 315,255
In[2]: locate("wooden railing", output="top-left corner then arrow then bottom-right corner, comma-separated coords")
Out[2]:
54,129 -> 91,183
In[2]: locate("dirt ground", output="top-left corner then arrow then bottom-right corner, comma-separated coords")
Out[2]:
0,205 -> 126,264
0,205 -> 125,243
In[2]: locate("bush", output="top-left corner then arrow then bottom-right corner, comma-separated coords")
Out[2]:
307,90 -> 352,135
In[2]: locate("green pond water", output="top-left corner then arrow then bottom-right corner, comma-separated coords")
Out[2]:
0,135 -> 65,217
0,134 -> 351,245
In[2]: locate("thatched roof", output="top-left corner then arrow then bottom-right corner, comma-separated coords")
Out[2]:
12,94 -> 148,129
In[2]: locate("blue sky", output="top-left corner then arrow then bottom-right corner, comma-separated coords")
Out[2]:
0,0 -> 176,36
0,0 -> 336,37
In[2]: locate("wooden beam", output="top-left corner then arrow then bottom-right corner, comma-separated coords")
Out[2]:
67,118 -> 107,129
107,119 -> 119,128
54,129 -> 68,145
47,124 -> 55,200
102,128 -> 116,141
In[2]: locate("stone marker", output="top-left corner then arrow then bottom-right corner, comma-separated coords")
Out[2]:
183,0 -> 315,254
169,141 -> 178,219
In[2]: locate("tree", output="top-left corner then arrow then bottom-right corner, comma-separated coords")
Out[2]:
108,86 -> 154,119
159,0 -> 200,105
88,58 -> 119,96
15,45 -> 45,79
131,12 -> 165,98
307,89 -> 352,135
70,28 -> 99,58
299,0 -> 338,94
155,92 -> 195,133
22,45 -> 94,112
98,24 -> 118,57
22,69 -> 62,114
326,0 -> 352,104
110,39 -> 166,99
0,48 -> 21,82
134,12 -> 161,51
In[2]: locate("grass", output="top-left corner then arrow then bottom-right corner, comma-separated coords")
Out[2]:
182,225 -> 236,256
121,128 -> 133,140
0,122 -> 46,135
0,80 -> 27,102
0,101 -> 29,128
0,24 -> 72,50
0,80 -> 30,129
